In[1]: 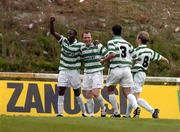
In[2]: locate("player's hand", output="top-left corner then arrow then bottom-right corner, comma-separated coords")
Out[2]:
50,16 -> 55,23
100,59 -> 105,65
93,40 -> 100,45
161,56 -> 169,64
163,57 -> 169,64
165,58 -> 169,64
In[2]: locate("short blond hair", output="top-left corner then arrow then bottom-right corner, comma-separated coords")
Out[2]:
137,31 -> 149,44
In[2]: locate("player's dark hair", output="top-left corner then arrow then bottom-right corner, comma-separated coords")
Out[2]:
112,24 -> 122,36
70,28 -> 77,36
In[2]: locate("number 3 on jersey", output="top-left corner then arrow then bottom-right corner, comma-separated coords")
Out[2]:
120,46 -> 127,58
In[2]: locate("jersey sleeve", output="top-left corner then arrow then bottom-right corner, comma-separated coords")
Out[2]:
98,44 -> 109,57
151,50 -> 162,61
129,45 -> 137,60
58,35 -> 66,45
107,41 -> 116,53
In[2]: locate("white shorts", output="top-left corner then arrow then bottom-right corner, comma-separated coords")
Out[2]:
106,67 -> 134,88
57,70 -> 81,89
82,71 -> 103,91
131,71 -> 146,93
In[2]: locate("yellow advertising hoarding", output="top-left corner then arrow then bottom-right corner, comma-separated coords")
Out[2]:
0,80 -> 179,119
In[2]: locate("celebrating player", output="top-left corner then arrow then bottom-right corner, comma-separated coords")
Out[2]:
81,31 -> 108,117
101,25 -> 140,118
50,16 -> 86,117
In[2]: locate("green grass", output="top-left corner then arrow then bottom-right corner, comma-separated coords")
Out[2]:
0,116 -> 180,132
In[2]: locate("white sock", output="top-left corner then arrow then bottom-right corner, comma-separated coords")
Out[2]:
109,94 -> 119,114
137,98 -> 154,113
76,95 -> 86,114
87,98 -> 94,114
96,95 -> 105,110
125,103 -> 133,117
57,96 -> 64,115
127,94 -> 138,109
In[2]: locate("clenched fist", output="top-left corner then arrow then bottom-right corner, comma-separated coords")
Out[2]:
50,16 -> 55,23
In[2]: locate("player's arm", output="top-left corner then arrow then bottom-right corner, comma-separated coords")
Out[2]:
100,52 -> 116,64
50,16 -> 61,41
151,50 -> 169,64
160,56 -> 169,64
98,43 -> 108,57
129,45 -> 138,61
100,42 -> 116,64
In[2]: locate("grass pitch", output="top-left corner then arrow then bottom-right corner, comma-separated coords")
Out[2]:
0,116 -> 180,132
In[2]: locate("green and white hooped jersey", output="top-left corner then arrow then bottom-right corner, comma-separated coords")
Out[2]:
107,36 -> 135,69
58,35 -> 82,70
80,43 -> 108,73
131,45 -> 162,73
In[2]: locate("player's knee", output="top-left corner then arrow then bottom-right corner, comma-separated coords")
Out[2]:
86,93 -> 93,99
82,90 -> 88,99
122,87 -> 131,97
107,85 -> 116,94
92,90 -> 100,98
58,86 -> 66,96
73,88 -> 81,96
93,93 -> 99,98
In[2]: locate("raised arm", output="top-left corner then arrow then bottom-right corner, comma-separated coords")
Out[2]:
50,16 -> 61,41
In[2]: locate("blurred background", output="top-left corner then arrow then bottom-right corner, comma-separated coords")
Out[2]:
0,0 -> 179,76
